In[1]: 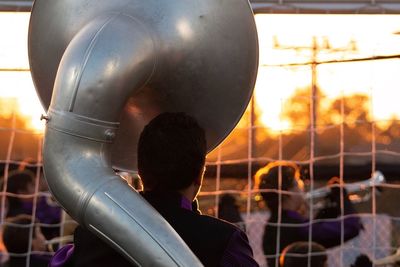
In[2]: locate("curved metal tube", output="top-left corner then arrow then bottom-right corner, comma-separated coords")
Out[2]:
305,171 -> 385,200
44,15 -> 201,266
29,0 -> 259,266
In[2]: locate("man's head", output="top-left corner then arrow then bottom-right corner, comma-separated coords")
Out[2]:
255,162 -> 304,213
279,242 -> 327,267
137,112 -> 207,192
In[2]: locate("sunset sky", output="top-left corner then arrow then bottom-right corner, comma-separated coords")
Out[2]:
254,14 -> 400,133
1,12 -> 400,133
0,12 -> 43,131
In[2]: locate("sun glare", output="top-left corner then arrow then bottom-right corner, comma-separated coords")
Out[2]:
1,12 -> 400,135
0,12 -> 45,133
254,14 -> 400,134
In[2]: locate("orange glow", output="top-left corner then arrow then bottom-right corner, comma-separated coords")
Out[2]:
0,97 -> 45,133
2,13 -> 400,136
0,12 -> 45,133
254,14 -> 400,135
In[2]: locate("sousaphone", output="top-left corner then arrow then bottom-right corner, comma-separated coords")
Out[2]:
28,0 -> 258,266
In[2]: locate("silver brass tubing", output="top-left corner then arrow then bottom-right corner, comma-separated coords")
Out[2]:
29,0 -> 259,266
305,171 -> 385,200
42,14 -> 200,266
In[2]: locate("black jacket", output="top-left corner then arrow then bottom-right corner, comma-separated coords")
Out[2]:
70,191 -> 247,267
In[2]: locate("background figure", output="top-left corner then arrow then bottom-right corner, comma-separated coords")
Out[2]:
3,170 -> 62,241
2,215 -> 50,267
4,170 -> 36,218
256,162 -> 363,267
279,241 -> 327,267
350,254 -> 373,267
314,176 -> 348,220
218,194 -> 246,231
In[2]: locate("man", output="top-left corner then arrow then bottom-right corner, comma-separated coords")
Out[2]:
50,112 -> 258,267
256,162 -> 363,267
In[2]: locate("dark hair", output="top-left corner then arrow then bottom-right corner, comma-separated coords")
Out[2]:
137,112 -> 207,191
280,242 -> 327,267
3,215 -> 37,254
4,170 -> 35,195
351,254 -> 372,267
3,170 -> 35,218
256,163 -> 299,213
218,195 -> 242,221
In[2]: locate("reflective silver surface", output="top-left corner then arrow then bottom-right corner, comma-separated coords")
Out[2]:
29,0 -> 258,266
305,171 -> 386,199
29,0 -> 258,171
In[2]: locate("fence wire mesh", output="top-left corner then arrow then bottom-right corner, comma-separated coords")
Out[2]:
1,11 -> 400,267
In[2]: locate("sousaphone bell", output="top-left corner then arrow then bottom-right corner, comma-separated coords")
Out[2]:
28,0 -> 259,266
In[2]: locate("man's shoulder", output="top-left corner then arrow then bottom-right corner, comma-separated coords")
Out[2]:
193,213 -> 259,267
186,209 -> 240,232
168,208 -> 238,242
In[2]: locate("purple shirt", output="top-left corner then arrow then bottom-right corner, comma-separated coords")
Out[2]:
20,195 -> 62,224
286,209 -> 362,245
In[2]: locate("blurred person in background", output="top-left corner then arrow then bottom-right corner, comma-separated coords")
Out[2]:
2,214 -> 51,267
218,193 -> 246,231
350,254 -> 373,267
2,170 -> 62,240
4,170 -> 36,218
279,241 -> 327,267
256,161 -> 363,267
